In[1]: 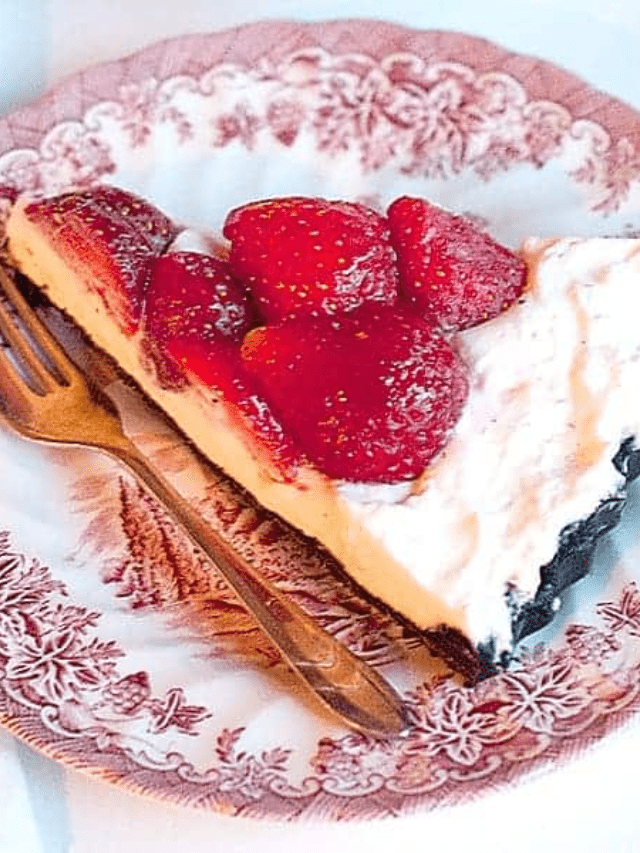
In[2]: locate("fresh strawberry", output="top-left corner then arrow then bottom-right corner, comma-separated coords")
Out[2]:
164,333 -> 245,401
143,251 -> 254,387
222,196 -> 398,321
167,335 -> 304,475
387,196 -> 527,331
146,251 -> 301,472
69,185 -> 178,254
241,307 -> 468,483
144,251 -> 254,374
24,185 -> 179,333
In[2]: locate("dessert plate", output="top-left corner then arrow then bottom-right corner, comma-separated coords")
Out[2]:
2,19 -> 640,820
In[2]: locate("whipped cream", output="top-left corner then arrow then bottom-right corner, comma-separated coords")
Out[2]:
338,239 -> 640,650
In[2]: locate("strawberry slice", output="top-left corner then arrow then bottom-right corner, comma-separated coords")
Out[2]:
68,185 -> 177,254
222,196 -> 398,321
387,196 -> 527,331
144,251 -> 255,387
145,251 -> 302,472
241,307 -> 468,483
166,335 -> 305,476
24,185 -> 179,333
146,250 -> 253,347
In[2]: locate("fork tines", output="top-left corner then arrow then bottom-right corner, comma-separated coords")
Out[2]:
0,263 -> 70,395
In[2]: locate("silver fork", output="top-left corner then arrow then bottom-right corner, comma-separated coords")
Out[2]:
0,263 -> 411,738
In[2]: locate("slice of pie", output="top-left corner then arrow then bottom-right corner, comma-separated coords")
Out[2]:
4,185 -> 640,680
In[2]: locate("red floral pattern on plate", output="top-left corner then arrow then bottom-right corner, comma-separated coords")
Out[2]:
2,526 -> 640,818
2,24 -> 640,221
1,20 -> 640,821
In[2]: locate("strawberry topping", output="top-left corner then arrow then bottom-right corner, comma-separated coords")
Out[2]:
25,186 -> 178,333
387,196 -> 527,331
144,251 -> 254,387
222,196 -> 398,321
17,184 -> 533,484
241,307 -> 468,483
166,335 -> 304,475
145,251 -> 301,473
148,252 -> 252,344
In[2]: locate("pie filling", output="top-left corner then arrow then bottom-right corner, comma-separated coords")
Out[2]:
4,186 -> 640,680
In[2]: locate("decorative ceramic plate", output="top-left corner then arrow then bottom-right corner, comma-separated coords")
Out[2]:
2,20 -> 640,821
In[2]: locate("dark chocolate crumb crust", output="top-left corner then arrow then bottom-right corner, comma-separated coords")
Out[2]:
478,437 -> 640,671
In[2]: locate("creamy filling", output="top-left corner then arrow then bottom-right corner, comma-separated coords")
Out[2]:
340,238 -> 640,648
7,198 -> 640,654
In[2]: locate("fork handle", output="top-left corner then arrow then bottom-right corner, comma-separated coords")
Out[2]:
104,436 -> 409,737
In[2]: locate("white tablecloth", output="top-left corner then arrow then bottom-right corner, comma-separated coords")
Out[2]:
2,1 -> 640,850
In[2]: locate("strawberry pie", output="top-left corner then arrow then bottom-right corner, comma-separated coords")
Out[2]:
4,185 -> 639,679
